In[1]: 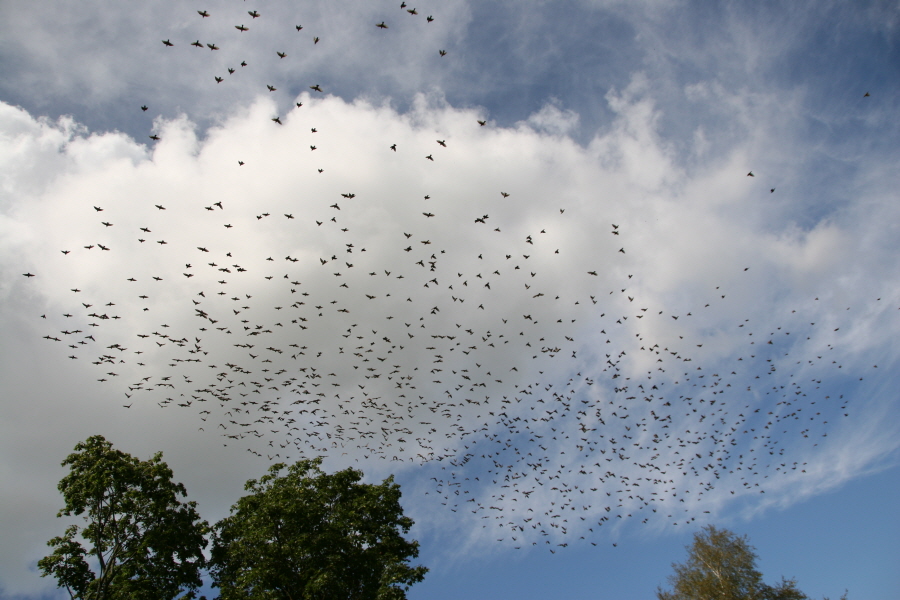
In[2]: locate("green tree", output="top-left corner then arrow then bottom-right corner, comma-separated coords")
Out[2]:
657,525 -> 813,600
38,435 -> 208,600
210,458 -> 427,600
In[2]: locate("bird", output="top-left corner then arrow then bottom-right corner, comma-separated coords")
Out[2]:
236,24 -> 248,32
207,43 -> 219,51
267,85 -> 277,92
271,117 -> 282,124
478,120 -> 486,126
162,39 -> 173,47
377,21 -> 388,29
140,105 -> 148,111
439,49 -> 447,56
191,40 -> 203,48
198,10 -> 209,17
310,84 -> 323,92
215,76 -> 224,83
248,10 -> 260,18
277,51 -> 287,58
33,73 -> 869,556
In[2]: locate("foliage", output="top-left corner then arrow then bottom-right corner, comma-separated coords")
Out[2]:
764,577 -> 811,600
657,525 -> 827,600
210,458 -> 427,600
657,525 -> 766,600
37,435 -> 208,600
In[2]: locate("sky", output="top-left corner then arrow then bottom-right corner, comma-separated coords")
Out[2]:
1,1 -> 899,599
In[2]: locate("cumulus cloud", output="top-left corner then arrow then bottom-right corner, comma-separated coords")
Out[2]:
2,2 -> 899,597
2,73 -> 898,592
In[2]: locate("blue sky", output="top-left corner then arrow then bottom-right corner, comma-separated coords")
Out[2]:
1,1 -> 898,599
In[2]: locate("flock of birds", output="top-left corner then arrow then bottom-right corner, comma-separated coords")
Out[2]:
21,2 -> 889,550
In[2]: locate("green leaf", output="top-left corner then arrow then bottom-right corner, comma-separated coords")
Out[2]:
39,435 -> 208,600
210,458 -> 427,600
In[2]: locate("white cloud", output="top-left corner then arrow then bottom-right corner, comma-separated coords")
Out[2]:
4,76 -> 898,592
523,100 -> 581,136
1,3 -> 899,595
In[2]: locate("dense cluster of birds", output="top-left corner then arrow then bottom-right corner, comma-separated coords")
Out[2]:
21,2 -> 889,550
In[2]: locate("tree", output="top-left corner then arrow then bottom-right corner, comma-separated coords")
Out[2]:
657,525 -> 814,600
210,458 -> 427,600
657,525 -> 766,600
38,435 -> 208,600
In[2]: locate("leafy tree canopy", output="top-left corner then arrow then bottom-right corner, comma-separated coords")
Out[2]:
210,458 -> 427,600
657,525 -> 846,600
38,435 -> 208,600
